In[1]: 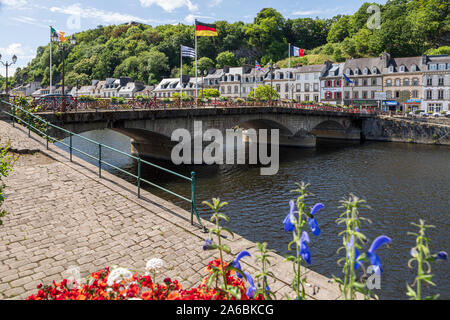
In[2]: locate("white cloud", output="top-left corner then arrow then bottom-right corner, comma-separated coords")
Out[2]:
208,0 -> 222,7
139,0 -> 197,12
185,14 -> 213,24
293,10 -> 326,16
0,0 -> 27,8
11,16 -> 49,29
49,3 -> 174,26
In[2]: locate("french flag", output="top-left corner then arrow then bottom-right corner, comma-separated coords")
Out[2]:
290,44 -> 305,57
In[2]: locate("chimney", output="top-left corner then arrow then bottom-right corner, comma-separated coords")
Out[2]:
381,52 -> 391,68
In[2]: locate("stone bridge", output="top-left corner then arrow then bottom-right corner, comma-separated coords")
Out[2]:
37,107 -> 374,159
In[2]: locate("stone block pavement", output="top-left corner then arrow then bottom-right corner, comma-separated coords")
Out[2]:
0,119 -> 350,300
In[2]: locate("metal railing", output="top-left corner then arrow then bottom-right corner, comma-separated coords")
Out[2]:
0,99 -> 206,231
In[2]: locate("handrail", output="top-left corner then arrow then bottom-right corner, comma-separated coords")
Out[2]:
0,99 -> 206,231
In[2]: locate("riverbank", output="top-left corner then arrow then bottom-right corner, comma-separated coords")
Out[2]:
363,116 -> 450,145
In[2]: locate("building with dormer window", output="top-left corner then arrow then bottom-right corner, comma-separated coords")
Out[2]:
421,55 -> 450,113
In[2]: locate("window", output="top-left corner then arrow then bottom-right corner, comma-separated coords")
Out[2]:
371,91 -> 376,99
428,64 -> 437,71
242,87 -> 246,94
364,68 -> 369,75
354,79 -> 359,86
412,90 -> 418,98
438,90 -> 444,99
296,74 -> 301,81
346,69 -> 351,75
438,78 -> 444,86
372,67 -> 378,74
427,78 -> 433,86
314,95 -> 319,102
362,91 -> 368,99
389,66 -> 394,73
305,95 -> 310,101
412,78 -> 419,86
305,74 -> 310,80
386,91 -> 392,99
276,84 -> 281,92
411,65 -> 417,72
372,78 -> 377,86
234,86 -> 239,94
426,90 -> 432,99
395,79 -> 401,87
227,86 -> 231,94
438,64 -> 446,70
404,79 -> 410,86
285,84 -> 289,92
386,79 -> 392,87
354,91 -> 359,99
400,65 -> 406,72
395,91 -> 400,98
345,91 -> 350,99
296,84 -> 301,92
363,79 -> 368,86
305,84 -> 310,92
221,87 -> 225,94
314,83 -> 319,92
314,73 -> 319,80
336,80 -> 342,87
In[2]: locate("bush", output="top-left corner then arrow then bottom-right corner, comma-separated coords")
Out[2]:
78,95 -> 98,102
110,97 -> 126,105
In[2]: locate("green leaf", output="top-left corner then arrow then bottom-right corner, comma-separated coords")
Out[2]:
220,227 -> 234,238
222,244 -> 231,254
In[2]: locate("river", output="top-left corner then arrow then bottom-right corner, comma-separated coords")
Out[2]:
56,129 -> 449,300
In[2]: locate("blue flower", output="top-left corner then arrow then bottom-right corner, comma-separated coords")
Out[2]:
308,203 -> 324,236
367,236 -> 392,275
203,239 -> 213,251
347,235 -> 362,270
436,251 -> 448,261
232,251 -> 251,279
244,272 -> 257,298
283,201 -> 296,232
299,231 -> 312,265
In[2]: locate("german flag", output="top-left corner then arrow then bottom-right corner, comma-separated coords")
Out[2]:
195,20 -> 218,37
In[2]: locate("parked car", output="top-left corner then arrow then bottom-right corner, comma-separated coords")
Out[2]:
432,112 -> 444,118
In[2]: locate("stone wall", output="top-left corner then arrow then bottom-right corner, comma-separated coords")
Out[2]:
363,117 -> 450,145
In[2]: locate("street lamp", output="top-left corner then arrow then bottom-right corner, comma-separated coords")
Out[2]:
53,35 -> 77,112
0,54 -> 18,96
267,62 -> 278,107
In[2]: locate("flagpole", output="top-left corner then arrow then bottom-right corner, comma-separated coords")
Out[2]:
288,43 -> 291,68
180,45 -> 183,108
254,62 -> 257,99
50,26 -> 53,94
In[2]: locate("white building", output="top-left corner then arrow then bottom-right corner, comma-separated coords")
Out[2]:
153,77 -> 202,98
421,55 -> 450,113
294,64 -> 330,103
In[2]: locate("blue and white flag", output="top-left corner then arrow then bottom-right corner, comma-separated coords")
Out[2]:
181,45 -> 196,58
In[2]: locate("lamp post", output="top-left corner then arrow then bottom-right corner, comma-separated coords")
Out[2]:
52,34 -> 77,112
267,62 -> 277,107
0,54 -> 17,96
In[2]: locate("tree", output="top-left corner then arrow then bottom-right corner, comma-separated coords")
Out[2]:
197,57 -> 215,74
249,85 -> 279,101
327,15 -> 350,43
216,51 -> 237,68
199,88 -> 220,99
141,50 -> 170,84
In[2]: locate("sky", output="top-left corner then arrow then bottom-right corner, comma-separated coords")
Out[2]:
0,0 -> 384,77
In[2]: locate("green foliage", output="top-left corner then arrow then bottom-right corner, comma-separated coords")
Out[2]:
216,51 -> 237,68
171,92 -> 193,101
249,85 -> 279,101
406,220 -> 443,300
255,242 -> 276,300
202,198 -> 246,299
78,95 -> 98,102
199,88 -> 220,99
110,96 -> 126,104
426,46 -> 450,55
0,145 -> 16,225
12,2 -> 449,88
334,194 -> 377,300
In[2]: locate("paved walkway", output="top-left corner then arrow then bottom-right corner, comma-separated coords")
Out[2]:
0,119 -> 345,300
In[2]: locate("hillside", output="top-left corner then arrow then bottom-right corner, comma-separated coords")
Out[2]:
12,0 -> 450,87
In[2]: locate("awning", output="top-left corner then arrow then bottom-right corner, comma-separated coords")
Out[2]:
383,101 -> 399,106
